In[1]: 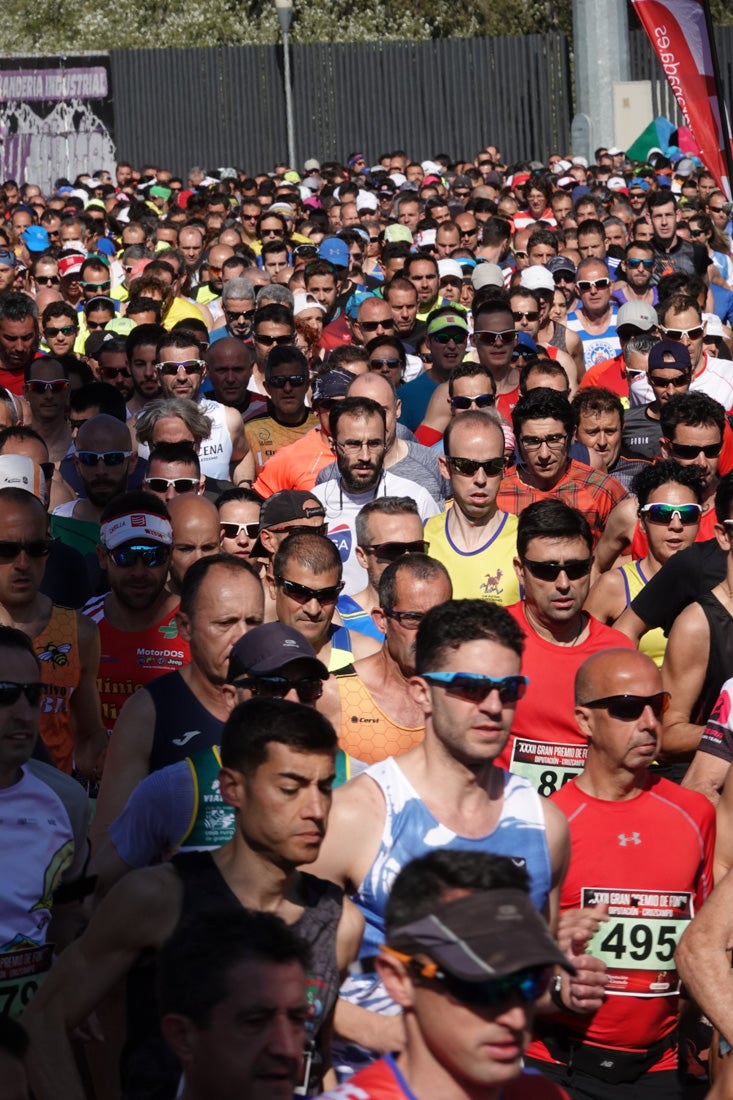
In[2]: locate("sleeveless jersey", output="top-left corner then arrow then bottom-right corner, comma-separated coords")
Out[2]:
527,775 -> 713,1066
336,671 -> 423,765
83,596 -> 190,730
336,594 -> 384,642
245,409 -> 318,478
198,398 -> 233,480
693,593 -> 733,726
0,766 -> 76,1016
618,562 -> 667,668
565,309 -> 620,369
146,670 -> 223,773
424,510 -> 520,605
35,606 -> 82,774
328,622 -> 355,672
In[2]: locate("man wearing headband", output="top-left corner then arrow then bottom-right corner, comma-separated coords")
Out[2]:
526,649 -> 714,1098
320,851 -> 573,1099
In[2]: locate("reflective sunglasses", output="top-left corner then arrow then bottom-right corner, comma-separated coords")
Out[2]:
626,258 -> 654,269
233,675 -> 323,705
359,318 -> 394,333
0,539 -> 54,563
445,455 -> 505,477
80,280 -> 111,291
221,520 -> 260,540
520,433 -> 567,452
275,575 -> 344,604
363,540 -> 429,562
648,372 -> 690,388
35,275 -> 60,286
640,502 -> 701,525
576,278 -> 611,291
449,393 -> 496,411
107,543 -> 170,568
668,440 -> 722,460
383,608 -> 426,629
472,329 -> 517,347
512,310 -> 539,322
76,450 -> 133,467
396,953 -> 552,1008
144,477 -> 199,494
522,557 -> 592,581
100,365 -> 131,380
370,357 -> 401,369
431,330 -> 467,344
268,373 -> 308,389
255,333 -> 293,347
0,681 -> 43,706
578,692 -> 670,720
660,324 -> 705,342
421,671 -> 529,704
44,324 -> 76,338
156,359 -> 205,375
25,379 -> 70,394
224,308 -> 255,324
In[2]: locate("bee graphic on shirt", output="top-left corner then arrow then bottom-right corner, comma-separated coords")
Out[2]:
37,642 -> 72,667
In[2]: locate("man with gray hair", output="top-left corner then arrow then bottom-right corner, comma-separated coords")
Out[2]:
209,277 -> 255,345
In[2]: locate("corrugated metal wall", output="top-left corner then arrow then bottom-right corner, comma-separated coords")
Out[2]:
110,33 -> 572,175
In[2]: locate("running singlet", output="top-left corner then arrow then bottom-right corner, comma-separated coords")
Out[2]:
83,597 -> 190,730
245,409 -> 318,477
0,766 -> 76,1016
336,671 -> 423,765
35,606 -> 81,773
198,398 -> 234,480
334,758 -> 551,1073
617,561 -> 667,668
321,1055 -> 571,1100
145,670 -> 223,773
424,510 -> 520,604
565,309 -> 620,369
336,594 -> 384,642
527,775 -> 713,1065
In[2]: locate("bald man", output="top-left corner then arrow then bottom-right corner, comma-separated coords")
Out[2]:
167,494 -> 221,595
204,337 -> 266,422
525,648 -> 715,1099
53,414 -> 137,524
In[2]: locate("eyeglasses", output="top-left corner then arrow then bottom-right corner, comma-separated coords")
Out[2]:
275,575 -> 344,604
221,520 -> 260,539
625,258 -> 654,269
233,675 -> 324,705
100,365 -> 132,380
512,310 -> 539,322
25,379 -> 70,394
659,325 -> 705,342
0,681 -> 43,706
449,393 -> 495,411
444,455 -> 504,477
576,278 -> 611,291
578,692 -> 670,721
76,450 -> 133,467
649,372 -> 690,388
668,441 -> 722,460
80,281 -> 111,292
0,539 -> 54,563
267,373 -> 308,389
520,433 -> 567,451
640,502 -> 701,525
370,357 -> 401,370
254,333 -> 294,347
362,540 -> 429,562
421,671 -> 529,704
380,608 -> 425,629
224,308 -> 255,324
522,558 -> 592,581
359,318 -> 394,333
44,324 -> 77,338
431,330 -> 467,344
144,477 -> 199,494
335,438 -> 386,457
472,329 -> 517,347
107,543 -> 170,568
35,275 -> 60,286
155,359 -> 205,375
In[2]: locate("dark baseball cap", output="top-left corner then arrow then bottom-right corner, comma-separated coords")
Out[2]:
547,255 -> 577,279
227,622 -> 328,682
312,368 -> 354,404
249,490 -> 326,557
648,339 -> 692,373
387,889 -> 575,981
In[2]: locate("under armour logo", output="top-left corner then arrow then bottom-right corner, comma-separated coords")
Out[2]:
618,832 -> 641,846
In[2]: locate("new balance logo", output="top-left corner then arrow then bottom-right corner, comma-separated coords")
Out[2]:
618,832 -> 641,846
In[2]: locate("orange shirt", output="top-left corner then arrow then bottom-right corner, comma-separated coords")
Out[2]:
253,426 -> 333,497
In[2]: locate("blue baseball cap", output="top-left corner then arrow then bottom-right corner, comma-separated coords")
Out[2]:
318,237 -> 350,269
22,226 -> 50,253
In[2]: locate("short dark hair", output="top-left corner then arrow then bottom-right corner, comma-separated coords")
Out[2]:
516,499 -> 593,558
715,472 -> 733,525
148,441 -> 200,473
69,381 -> 126,421
126,322 -> 166,359
512,389 -> 575,440
157,908 -> 311,1028
572,386 -> 624,426
265,344 -> 308,379
631,459 -> 703,509
378,553 -> 451,611
273,531 -> 342,580
519,359 -> 569,396
42,301 -> 78,327
471,290 -> 512,324
0,292 -> 38,325
415,600 -> 524,673
99,489 -> 170,527
215,486 -> 263,510
660,392 -> 725,441
253,303 -> 294,332
0,623 -> 41,669
329,395 -> 386,439
365,335 -> 406,365
385,851 -> 529,935
220,697 -> 337,776
179,553 -> 261,619
156,328 -> 204,357
447,362 -> 496,395
405,251 -> 438,277
97,335 -> 129,366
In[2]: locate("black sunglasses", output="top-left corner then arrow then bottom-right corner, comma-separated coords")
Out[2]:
362,540 -> 429,562
0,539 -> 54,564
275,575 -> 344,604
0,681 -> 43,706
444,455 -> 505,477
578,692 -> 670,721
522,558 -> 592,581
233,675 -> 323,705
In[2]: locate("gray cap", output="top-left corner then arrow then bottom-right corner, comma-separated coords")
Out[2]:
471,263 -> 504,291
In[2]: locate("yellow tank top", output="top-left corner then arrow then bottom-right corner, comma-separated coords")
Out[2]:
35,606 -> 82,773
424,509 -> 520,605
336,670 -> 424,765
618,561 -> 667,668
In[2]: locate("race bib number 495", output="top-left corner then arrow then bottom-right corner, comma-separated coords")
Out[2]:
582,886 -> 693,996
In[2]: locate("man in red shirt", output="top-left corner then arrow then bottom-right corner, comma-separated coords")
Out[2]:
0,292 -> 39,396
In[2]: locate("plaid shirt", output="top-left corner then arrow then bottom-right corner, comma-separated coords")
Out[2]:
497,459 -> 628,546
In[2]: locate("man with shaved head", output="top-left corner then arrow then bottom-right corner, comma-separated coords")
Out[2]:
167,494 -> 221,595
204,337 -> 266,423
525,647 -> 715,1098
54,414 -> 136,524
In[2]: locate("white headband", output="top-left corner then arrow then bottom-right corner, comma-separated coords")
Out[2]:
100,512 -> 173,550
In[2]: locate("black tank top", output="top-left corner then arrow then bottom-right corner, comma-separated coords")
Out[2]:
146,670 -> 223,773
694,593 -> 733,726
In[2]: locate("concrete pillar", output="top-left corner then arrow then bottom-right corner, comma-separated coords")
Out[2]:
573,0 -> 630,162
